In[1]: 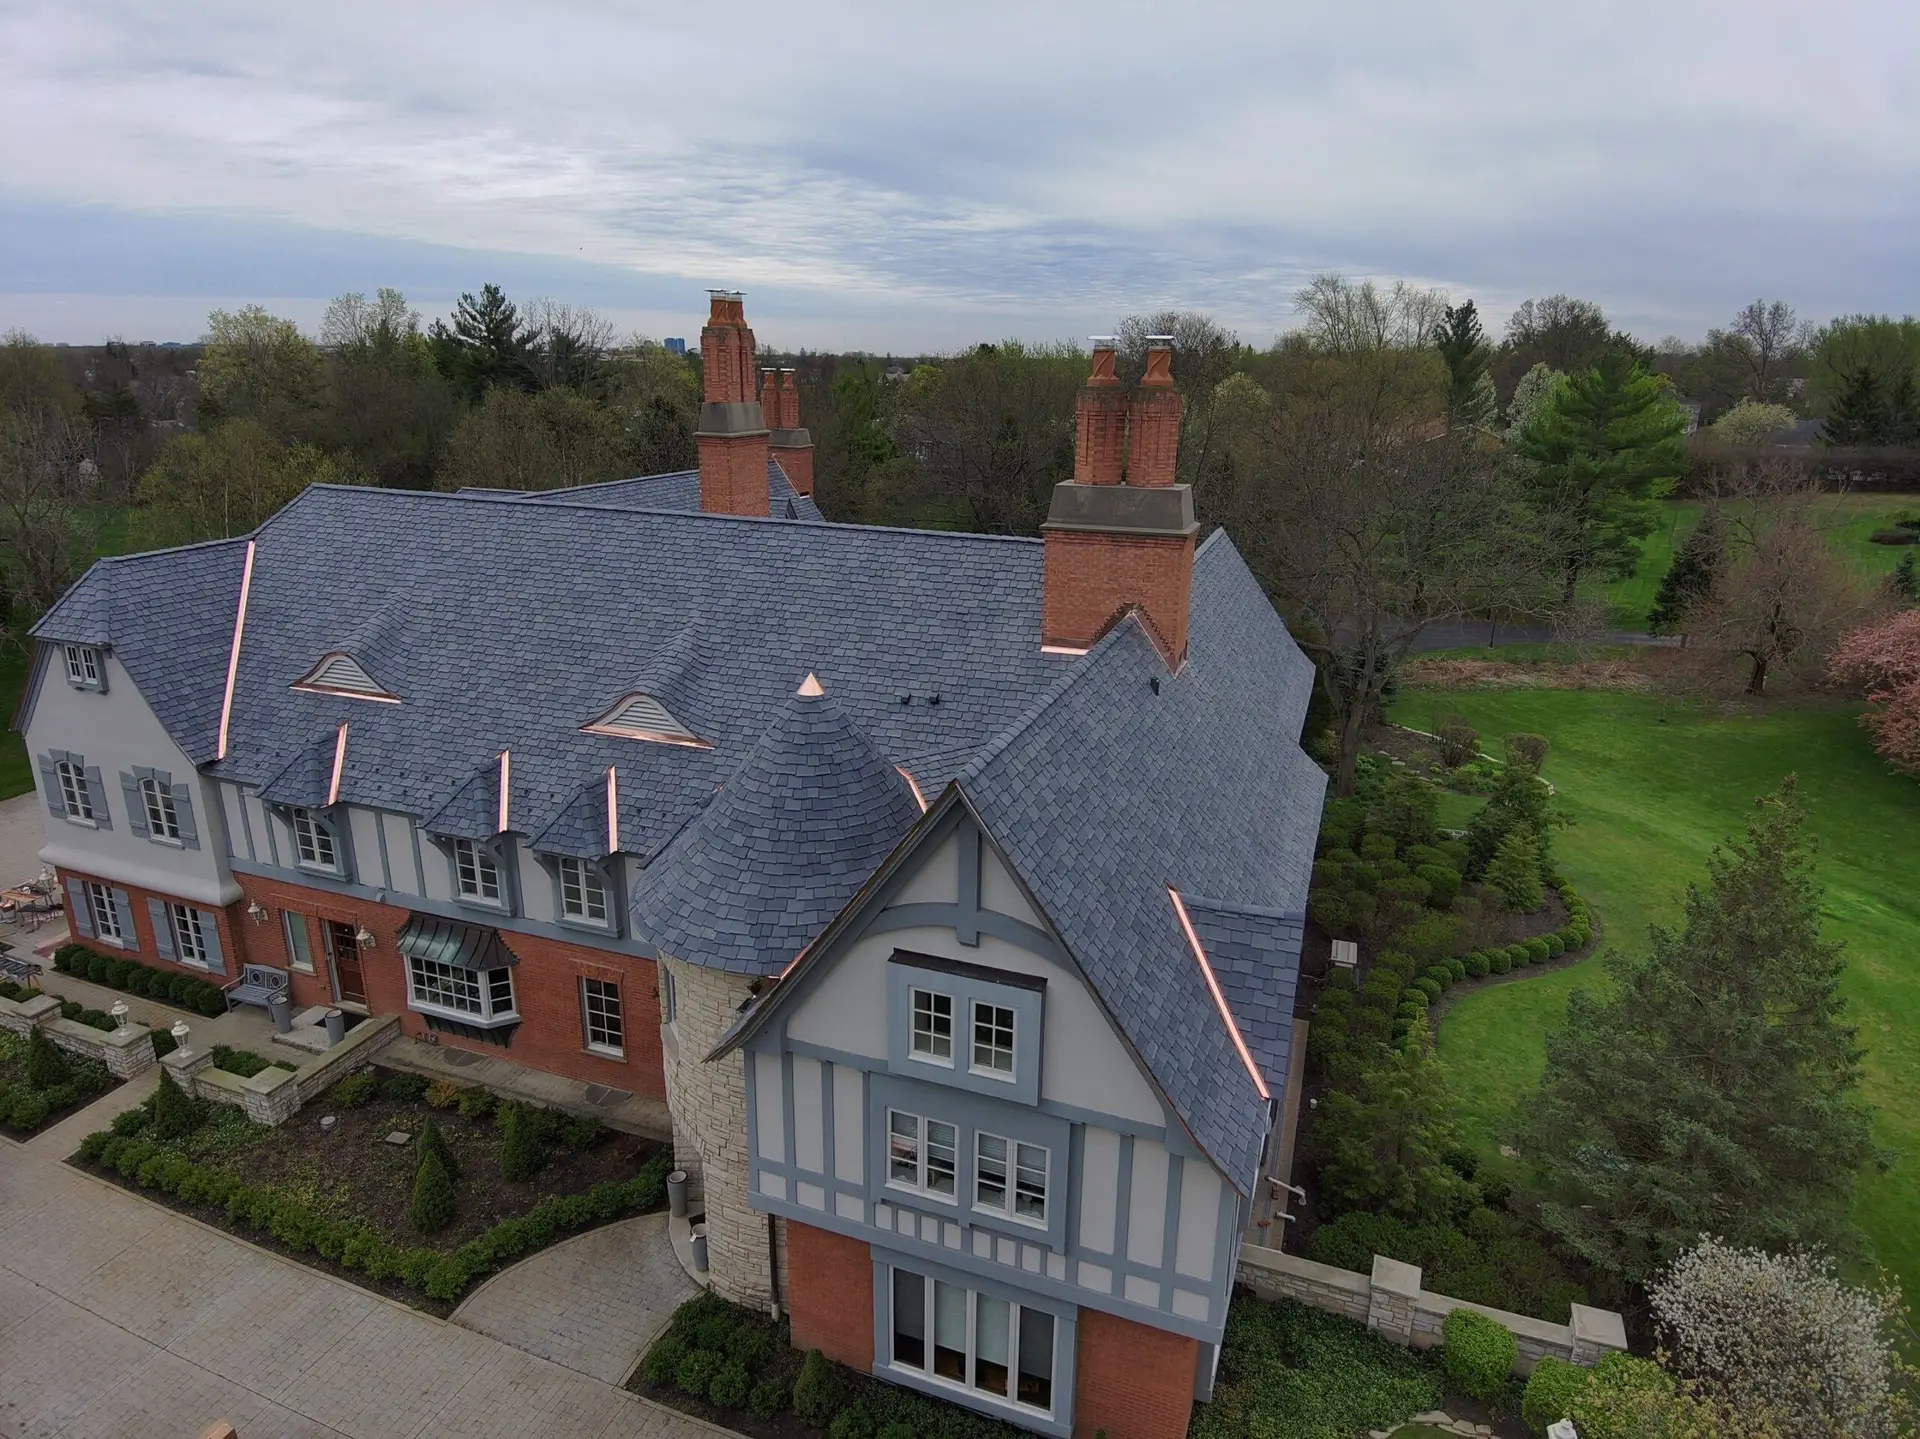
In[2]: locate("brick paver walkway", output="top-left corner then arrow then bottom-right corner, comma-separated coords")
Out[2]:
0,1096 -> 727,1439
452,1212 -> 695,1384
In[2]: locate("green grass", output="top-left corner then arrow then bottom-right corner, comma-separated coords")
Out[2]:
0,639 -> 31,800
1393,688 -> 1920,1296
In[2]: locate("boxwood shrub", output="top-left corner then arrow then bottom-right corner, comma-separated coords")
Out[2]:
1524,937 -> 1551,964
1445,956 -> 1467,982
54,945 -> 228,1016
1521,1355 -> 1590,1435
1463,950 -> 1490,979
1414,976 -> 1443,1001
1543,933 -> 1565,958
1441,1307 -> 1517,1401
1488,949 -> 1513,976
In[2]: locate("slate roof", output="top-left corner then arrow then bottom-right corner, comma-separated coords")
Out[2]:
1184,899 -> 1304,1093
460,461 -> 824,522
630,680 -> 924,975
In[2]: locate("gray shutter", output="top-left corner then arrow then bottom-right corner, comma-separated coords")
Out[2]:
67,878 -> 93,937
121,773 -> 151,839
173,783 -> 200,850
199,912 -> 225,975
84,766 -> 112,831
40,755 -> 64,818
112,888 -> 137,952
148,898 -> 175,961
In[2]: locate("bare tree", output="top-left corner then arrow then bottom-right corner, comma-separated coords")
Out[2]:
1292,274 -> 1448,356
1727,299 -> 1808,403
523,300 -> 619,393
0,405 -> 102,620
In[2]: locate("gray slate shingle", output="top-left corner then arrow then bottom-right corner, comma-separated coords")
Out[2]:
460,461 -> 823,522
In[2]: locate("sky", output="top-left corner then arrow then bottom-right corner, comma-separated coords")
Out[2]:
2,1 -> 1915,352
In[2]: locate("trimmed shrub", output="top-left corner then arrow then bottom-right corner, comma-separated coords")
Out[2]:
383,1071 -> 429,1104
193,986 -> 225,1017
1522,1355 -> 1590,1435
1524,937 -> 1551,964
1503,732 -> 1549,769
1415,864 -> 1462,909
329,1070 -> 377,1108
26,1028 -> 70,1088
1543,933 -> 1565,958
748,1378 -> 790,1418
829,1406 -> 875,1439
425,1079 -> 465,1109
793,1348 -> 841,1427
1377,875 -> 1431,910
1463,950 -> 1490,979
500,1104 -> 544,1181
1446,956 -> 1467,982
675,1348 -> 723,1399
1442,1308 -> 1517,1401
644,1333 -> 687,1386
456,1086 -> 496,1120
6,1089 -> 51,1130
693,1308 -> 739,1350
877,1425 -> 916,1439
725,1325 -> 771,1369
410,1146 -> 456,1233
708,1358 -> 752,1409
1488,948 -> 1513,976
1414,976 -> 1443,1002
148,1069 -> 202,1141
1358,832 -> 1398,863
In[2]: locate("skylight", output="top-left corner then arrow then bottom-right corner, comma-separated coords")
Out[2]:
292,652 -> 399,703
582,693 -> 707,747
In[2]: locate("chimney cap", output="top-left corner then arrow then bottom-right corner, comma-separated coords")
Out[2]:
707,288 -> 745,300
1145,334 -> 1176,346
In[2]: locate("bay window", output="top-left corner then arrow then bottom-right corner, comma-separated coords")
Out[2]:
408,952 -> 517,1022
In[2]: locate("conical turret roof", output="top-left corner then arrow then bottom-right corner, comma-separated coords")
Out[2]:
629,675 -> 923,975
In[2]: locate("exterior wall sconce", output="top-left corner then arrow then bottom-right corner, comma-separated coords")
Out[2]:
354,926 -> 376,951
246,901 -> 269,925
170,1019 -> 192,1059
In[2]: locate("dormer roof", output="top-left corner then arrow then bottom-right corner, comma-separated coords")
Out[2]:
293,652 -> 398,702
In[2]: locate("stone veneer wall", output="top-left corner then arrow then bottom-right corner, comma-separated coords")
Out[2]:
158,1014 -> 400,1127
660,954 -> 772,1309
1,992 -> 158,1079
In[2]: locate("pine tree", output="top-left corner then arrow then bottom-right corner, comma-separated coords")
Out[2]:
1485,828 -> 1545,912
25,1028 -> 70,1089
1821,364 -> 1889,446
1308,1018 -> 1475,1221
148,1069 -> 201,1142
1515,353 -> 1690,600
429,283 -> 530,402
418,1117 -> 459,1178
1887,369 -> 1919,445
499,1102 -> 544,1182
410,1145 -> 456,1233
1515,780 -> 1880,1289
1464,742 -> 1551,877
1434,300 -> 1495,431
1647,508 -> 1727,637
1891,552 -> 1918,604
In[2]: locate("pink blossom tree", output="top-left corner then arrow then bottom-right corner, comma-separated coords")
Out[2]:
1829,611 -> 1920,775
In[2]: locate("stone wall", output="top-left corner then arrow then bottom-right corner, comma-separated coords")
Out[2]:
158,1014 -> 399,1127
1236,1245 -> 1627,1377
1,991 -> 157,1079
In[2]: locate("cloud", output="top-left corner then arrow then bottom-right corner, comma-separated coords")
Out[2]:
2,0 -> 1915,346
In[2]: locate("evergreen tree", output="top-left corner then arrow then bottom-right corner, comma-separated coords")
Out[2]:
1515,780 -> 1880,1290
429,284 -> 531,402
1648,508 -> 1727,637
1485,828 -> 1545,912
1890,552 -> 1918,604
499,1102 -> 544,1181
148,1069 -> 201,1141
410,1144 -> 456,1232
1464,741 -> 1551,877
418,1117 -> 458,1178
1434,300 -> 1495,431
1515,353 -> 1690,601
1887,369 -> 1919,445
25,1027 -> 70,1088
1309,1017 -> 1475,1221
1821,363 -> 1889,446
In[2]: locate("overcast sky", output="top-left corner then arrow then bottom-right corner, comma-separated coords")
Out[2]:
2,1 -> 1914,351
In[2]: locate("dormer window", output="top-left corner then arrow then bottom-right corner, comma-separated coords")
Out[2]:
453,838 -> 504,904
64,644 -> 104,692
289,806 -> 338,870
292,652 -> 399,703
971,1002 -> 1016,1078
910,988 -> 954,1065
582,693 -> 707,747
558,857 -> 609,925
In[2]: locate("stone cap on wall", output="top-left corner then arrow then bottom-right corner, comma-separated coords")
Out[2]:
1370,1254 -> 1422,1299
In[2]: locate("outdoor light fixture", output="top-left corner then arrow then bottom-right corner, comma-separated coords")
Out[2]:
354,926 -> 376,951
170,1019 -> 191,1059
246,901 -> 269,925
110,1000 -> 128,1031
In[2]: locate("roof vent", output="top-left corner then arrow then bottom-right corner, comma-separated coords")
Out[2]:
582,692 -> 709,747
292,652 -> 399,703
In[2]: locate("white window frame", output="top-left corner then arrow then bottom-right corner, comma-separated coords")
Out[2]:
84,881 -> 122,945
970,1001 -> 1016,1079
281,911 -> 315,973
289,806 -> 337,870
57,760 -> 95,824
886,1109 -> 958,1202
64,644 -> 101,689
558,856 -> 609,925
909,987 -> 954,1066
168,903 -> 209,968
452,838 -> 504,904
406,953 -> 517,1022
973,1132 -> 1049,1227
581,976 -> 624,1057
888,1268 -> 1058,1418
140,776 -> 182,843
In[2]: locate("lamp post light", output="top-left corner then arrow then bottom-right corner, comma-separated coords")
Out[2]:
110,1000 -> 129,1032
170,1019 -> 192,1060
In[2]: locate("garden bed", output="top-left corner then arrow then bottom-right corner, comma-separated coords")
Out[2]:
0,1024 -> 119,1137
68,1062 -> 670,1312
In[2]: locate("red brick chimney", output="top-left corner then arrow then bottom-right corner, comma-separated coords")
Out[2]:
769,367 -> 815,498
696,291 -> 770,517
1040,337 -> 1197,665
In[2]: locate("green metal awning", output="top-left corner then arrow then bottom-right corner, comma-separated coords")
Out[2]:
396,913 -> 518,971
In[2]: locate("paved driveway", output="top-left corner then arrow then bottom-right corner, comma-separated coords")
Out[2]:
0,1093 -> 725,1439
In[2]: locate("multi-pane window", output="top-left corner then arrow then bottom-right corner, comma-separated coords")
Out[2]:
453,839 -> 503,903
890,1269 -> 1056,1414
84,881 -> 121,943
290,807 -> 336,869
974,1134 -> 1048,1225
488,967 -> 515,1015
168,904 -> 209,967
558,857 -> 608,924
661,966 -> 677,1024
282,911 -> 315,972
406,954 -> 517,1020
971,1002 -> 1016,1077
887,1110 -> 957,1199
140,776 -> 181,841
64,644 -> 101,688
582,977 -> 623,1056
910,988 -> 953,1063
57,761 -> 94,822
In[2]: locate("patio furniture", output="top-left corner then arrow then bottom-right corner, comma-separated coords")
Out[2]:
223,963 -> 291,1013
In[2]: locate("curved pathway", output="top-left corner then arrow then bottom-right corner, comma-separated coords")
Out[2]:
453,1212 -> 695,1384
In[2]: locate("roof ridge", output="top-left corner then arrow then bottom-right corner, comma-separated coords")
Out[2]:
1181,896 -> 1307,923
89,534 -> 252,565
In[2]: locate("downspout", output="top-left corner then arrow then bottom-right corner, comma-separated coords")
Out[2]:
767,1214 -> 783,1322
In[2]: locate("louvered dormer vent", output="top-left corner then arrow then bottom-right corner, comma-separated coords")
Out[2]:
582,693 -> 709,747
291,652 -> 399,703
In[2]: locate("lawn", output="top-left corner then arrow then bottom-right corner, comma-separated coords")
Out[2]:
1393,688 -> 1920,1298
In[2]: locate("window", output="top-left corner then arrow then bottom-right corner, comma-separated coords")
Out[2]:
971,1002 -> 1016,1077
887,1110 -> 957,1199
889,1269 -> 1056,1415
559,857 -> 608,924
290,807 -> 336,869
974,1134 -> 1048,1225
661,965 -> 677,1024
168,904 -> 209,967
140,777 -> 181,842
910,988 -> 953,1064
57,761 -> 94,823
407,953 -> 516,1020
453,838 -> 503,903
84,881 -> 121,944
282,911 -> 315,972
582,977 -> 623,1056
64,644 -> 102,689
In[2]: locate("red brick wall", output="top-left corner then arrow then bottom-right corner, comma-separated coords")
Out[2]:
1041,529 -> 1195,662
54,864 -> 245,986
698,432 -> 772,517
772,446 -> 814,497
1073,1307 -> 1198,1439
230,872 -> 665,1095
786,1220 -> 873,1367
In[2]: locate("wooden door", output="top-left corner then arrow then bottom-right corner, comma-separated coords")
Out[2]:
327,920 -> 367,1004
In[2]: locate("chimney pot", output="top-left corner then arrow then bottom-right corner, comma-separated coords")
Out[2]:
1073,342 -> 1128,485
1128,339 -> 1182,486
697,291 -> 771,515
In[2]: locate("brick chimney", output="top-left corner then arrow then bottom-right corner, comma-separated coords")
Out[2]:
1040,337 -> 1197,665
769,367 -> 814,498
696,291 -> 770,516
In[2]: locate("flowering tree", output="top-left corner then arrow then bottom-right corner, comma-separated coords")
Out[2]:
1829,610 -> 1920,775
1649,1239 -> 1914,1438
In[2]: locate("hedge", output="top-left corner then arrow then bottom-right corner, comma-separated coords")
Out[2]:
1441,1308 -> 1517,1402
75,1124 -> 673,1302
51,943 -> 226,1016
1521,1355 -> 1590,1435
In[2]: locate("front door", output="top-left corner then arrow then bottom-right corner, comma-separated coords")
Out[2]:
327,920 -> 367,1005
